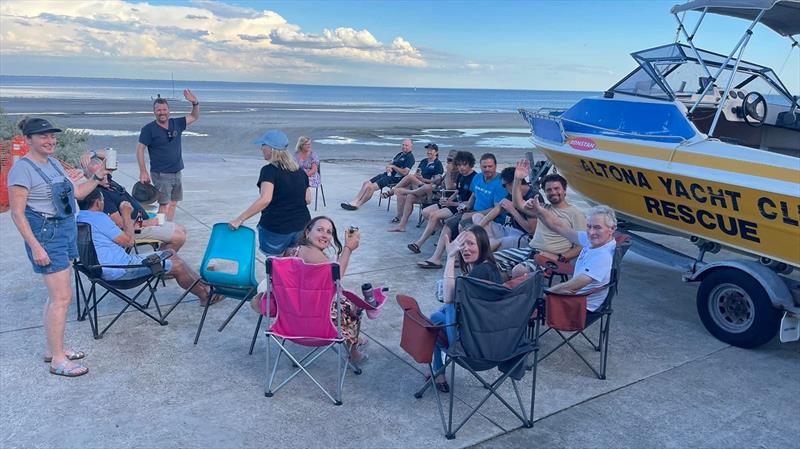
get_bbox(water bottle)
[361,283,376,307]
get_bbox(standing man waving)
[136,89,200,221]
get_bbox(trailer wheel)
[696,268,780,348]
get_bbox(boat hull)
[535,135,800,268]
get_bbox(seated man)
[341,138,415,210]
[494,160,585,278]
[417,153,505,269]
[387,143,444,231]
[525,200,618,312]
[76,188,222,306]
[471,167,537,250]
[80,149,187,252]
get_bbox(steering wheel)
[742,91,767,127]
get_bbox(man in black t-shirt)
[341,139,415,210]
[136,89,200,222]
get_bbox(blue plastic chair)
[162,223,258,344]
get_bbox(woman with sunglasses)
[7,117,107,377]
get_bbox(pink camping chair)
[263,257,350,405]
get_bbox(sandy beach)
[0,97,537,164]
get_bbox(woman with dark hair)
[426,225,501,391]
[7,117,107,377]
[229,130,311,256]
[284,216,368,364]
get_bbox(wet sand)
[0,97,537,164]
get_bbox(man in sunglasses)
[81,150,188,253]
[136,89,200,222]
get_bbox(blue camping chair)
[162,223,259,344]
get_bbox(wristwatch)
[91,173,104,182]
[557,254,567,262]
[191,101,199,106]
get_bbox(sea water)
[0,75,595,114]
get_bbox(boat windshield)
[610,43,795,107]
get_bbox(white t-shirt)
[573,232,616,311]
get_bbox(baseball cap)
[22,118,62,136]
[424,143,439,151]
[252,130,289,149]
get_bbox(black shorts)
[444,212,464,237]
[370,173,399,189]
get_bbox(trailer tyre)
[696,269,780,348]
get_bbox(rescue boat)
[520,0,800,348]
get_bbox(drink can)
[105,148,118,170]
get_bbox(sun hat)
[22,118,62,135]
[252,130,289,149]
[132,182,159,205]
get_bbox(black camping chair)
[532,234,631,379]
[73,223,171,339]
[314,162,326,211]
[404,273,543,439]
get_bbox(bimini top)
[671,0,800,37]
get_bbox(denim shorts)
[23,210,78,275]
[257,226,303,256]
[112,251,174,281]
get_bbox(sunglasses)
[60,190,72,215]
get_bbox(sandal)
[43,349,86,363]
[340,202,358,211]
[49,360,89,378]
[424,374,450,393]
[200,293,225,307]
[417,260,443,269]
[407,243,421,254]
[390,216,401,223]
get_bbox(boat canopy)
[609,43,795,105]
[671,0,800,37]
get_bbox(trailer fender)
[684,260,793,310]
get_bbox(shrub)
[0,108,89,166]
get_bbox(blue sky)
[1,0,797,91]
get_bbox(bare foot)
[387,227,405,232]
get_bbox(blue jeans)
[429,303,457,373]
[257,226,303,256]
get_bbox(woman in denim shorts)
[7,118,106,377]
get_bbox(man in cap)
[341,138,415,210]
[81,150,187,252]
[136,89,200,222]
[386,142,444,231]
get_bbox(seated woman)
[407,150,476,254]
[386,143,444,231]
[525,198,618,312]
[427,225,502,392]
[286,216,368,364]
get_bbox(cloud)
[0,0,427,78]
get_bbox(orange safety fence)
[0,137,83,213]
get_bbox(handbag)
[544,291,587,331]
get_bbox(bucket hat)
[132,182,159,205]
[252,130,288,149]
[22,118,62,135]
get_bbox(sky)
[0,0,797,91]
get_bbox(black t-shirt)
[390,151,415,177]
[418,158,444,180]
[468,260,502,284]
[456,171,477,202]
[138,117,187,173]
[101,176,148,221]
[257,164,311,233]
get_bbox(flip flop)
[43,349,86,363]
[407,243,421,254]
[49,360,89,378]
[417,260,443,269]
[340,203,358,211]
[390,216,401,223]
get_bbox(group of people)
[7,93,618,381]
[340,143,620,392]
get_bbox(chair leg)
[446,358,456,439]
[429,363,448,435]
[249,314,263,355]
[74,269,82,321]
[194,300,211,345]
[320,184,326,207]
[314,187,319,211]
[160,278,200,320]
[217,288,255,332]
